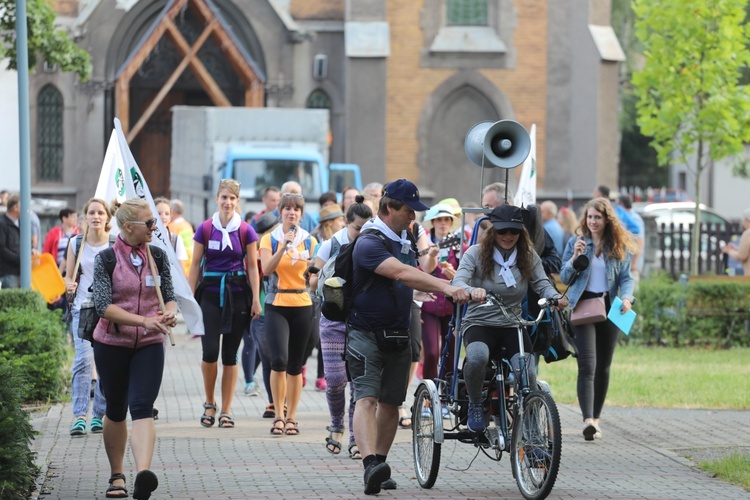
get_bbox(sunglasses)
[497,228,521,236]
[131,218,158,229]
[220,178,241,187]
[282,193,304,199]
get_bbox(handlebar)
[484,291,557,327]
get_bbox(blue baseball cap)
[383,179,430,211]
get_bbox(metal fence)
[653,222,744,277]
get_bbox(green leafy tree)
[0,0,91,81]
[632,0,750,274]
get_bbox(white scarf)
[271,224,311,265]
[493,247,518,288]
[212,212,241,251]
[362,216,411,253]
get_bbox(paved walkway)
[31,324,750,499]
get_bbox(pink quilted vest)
[93,236,164,348]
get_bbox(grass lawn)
[538,345,750,409]
[698,453,750,491]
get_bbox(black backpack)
[321,227,419,323]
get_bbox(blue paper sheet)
[607,296,636,335]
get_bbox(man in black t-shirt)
[347,179,469,495]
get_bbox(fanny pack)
[374,328,410,353]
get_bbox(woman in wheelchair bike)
[452,205,567,432]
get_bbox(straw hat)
[318,204,344,223]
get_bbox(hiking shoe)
[70,418,87,436]
[90,417,104,433]
[467,402,486,432]
[363,462,391,495]
[441,405,451,420]
[381,477,397,490]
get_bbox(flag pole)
[146,244,175,346]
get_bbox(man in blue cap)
[347,179,470,495]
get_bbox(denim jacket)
[560,236,635,310]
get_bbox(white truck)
[170,106,361,223]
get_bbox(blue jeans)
[241,323,261,384]
[250,316,273,402]
[70,308,106,419]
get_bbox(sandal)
[200,402,217,428]
[348,441,362,460]
[325,425,343,454]
[70,417,87,436]
[284,419,300,435]
[270,417,285,435]
[263,403,288,419]
[132,469,158,500]
[218,413,235,428]
[105,473,128,498]
[399,415,412,429]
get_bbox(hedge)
[0,289,68,403]
[630,272,750,347]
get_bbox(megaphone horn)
[464,119,531,169]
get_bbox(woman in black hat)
[452,205,566,432]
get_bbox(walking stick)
[68,226,89,301]
[146,244,176,346]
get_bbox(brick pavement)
[31,324,750,499]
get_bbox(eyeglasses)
[282,193,304,199]
[497,228,521,236]
[131,218,158,229]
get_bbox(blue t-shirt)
[543,219,565,255]
[349,232,415,330]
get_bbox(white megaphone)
[464,120,531,169]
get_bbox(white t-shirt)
[316,227,350,262]
[72,240,110,309]
[585,253,609,294]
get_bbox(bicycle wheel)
[412,382,442,488]
[510,390,561,500]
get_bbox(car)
[635,202,730,229]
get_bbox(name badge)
[146,275,161,287]
[208,240,220,250]
[401,243,410,255]
[500,268,517,288]
[299,250,310,260]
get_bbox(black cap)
[490,204,524,231]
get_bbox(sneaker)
[315,377,327,392]
[90,417,103,433]
[441,405,451,420]
[467,402,485,432]
[593,424,602,440]
[363,462,391,495]
[381,477,397,490]
[70,417,87,436]
[421,407,432,419]
[244,382,260,396]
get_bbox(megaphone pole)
[479,155,486,205]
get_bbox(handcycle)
[411,291,562,500]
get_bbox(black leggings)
[265,304,313,375]
[93,341,164,422]
[200,290,249,365]
[573,319,620,420]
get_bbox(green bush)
[0,364,39,500]
[630,272,750,347]
[0,289,68,403]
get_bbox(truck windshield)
[329,169,357,194]
[232,159,321,200]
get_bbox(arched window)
[37,85,64,182]
[306,89,331,109]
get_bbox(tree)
[0,0,91,81]
[632,0,750,274]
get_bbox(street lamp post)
[16,0,32,288]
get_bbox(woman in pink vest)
[92,198,177,500]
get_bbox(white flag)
[95,119,205,334]
[514,123,537,208]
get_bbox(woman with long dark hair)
[452,205,566,432]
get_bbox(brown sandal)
[270,417,285,435]
[284,419,299,435]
